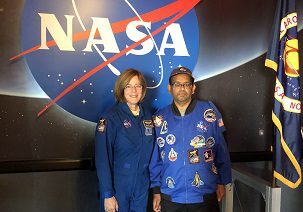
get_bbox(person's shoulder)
[98,104,120,120]
[140,105,154,117]
[153,104,171,116]
[196,100,218,110]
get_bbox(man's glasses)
[125,84,143,90]
[171,82,193,89]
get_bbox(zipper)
[132,116,144,198]
[182,116,188,203]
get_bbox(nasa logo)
[20,0,200,122]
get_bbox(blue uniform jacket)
[95,102,154,199]
[149,99,232,204]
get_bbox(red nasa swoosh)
[14,0,201,116]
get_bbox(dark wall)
[0,170,99,212]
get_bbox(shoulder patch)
[97,118,106,133]
[218,118,224,127]
[204,109,216,122]
[153,115,164,127]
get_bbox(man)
[149,67,232,212]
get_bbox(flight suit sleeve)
[95,115,116,198]
[149,132,163,194]
[214,130,232,185]
[209,101,232,185]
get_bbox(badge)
[206,137,215,148]
[143,120,153,136]
[157,137,165,148]
[204,149,213,162]
[145,128,152,136]
[166,134,176,145]
[168,148,178,161]
[153,115,164,127]
[161,150,165,161]
[97,118,106,133]
[212,163,218,175]
[143,120,153,128]
[191,172,204,188]
[190,135,205,148]
[204,109,216,122]
[188,149,200,164]
[166,177,175,189]
[218,118,224,127]
[196,121,209,133]
[123,119,131,128]
[160,120,168,134]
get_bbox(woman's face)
[123,75,143,106]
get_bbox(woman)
[95,69,154,212]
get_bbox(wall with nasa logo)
[0,0,302,211]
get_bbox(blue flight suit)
[95,102,154,212]
[149,99,232,204]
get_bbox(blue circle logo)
[21,0,199,122]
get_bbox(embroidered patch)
[161,150,165,161]
[166,177,175,189]
[206,137,215,148]
[204,109,216,122]
[97,118,106,133]
[143,120,153,136]
[190,135,205,148]
[191,172,204,188]
[143,120,154,128]
[160,120,168,134]
[196,121,209,133]
[123,119,131,128]
[153,115,164,127]
[204,149,213,162]
[166,134,176,145]
[157,137,165,148]
[188,149,200,164]
[218,118,224,127]
[168,148,178,161]
[212,163,218,175]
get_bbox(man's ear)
[192,84,196,94]
[167,84,172,94]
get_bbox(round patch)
[157,137,165,148]
[204,109,216,122]
[206,137,215,148]
[123,119,131,128]
[166,134,176,145]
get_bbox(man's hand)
[104,196,119,212]
[216,184,225,202]
[153,194,161,212]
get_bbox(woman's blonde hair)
[114,68,147,103]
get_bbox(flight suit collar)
[118,102,144,118]
[171,98,197,116]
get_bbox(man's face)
[168,74,196,105]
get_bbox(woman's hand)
[104,196,119,212]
